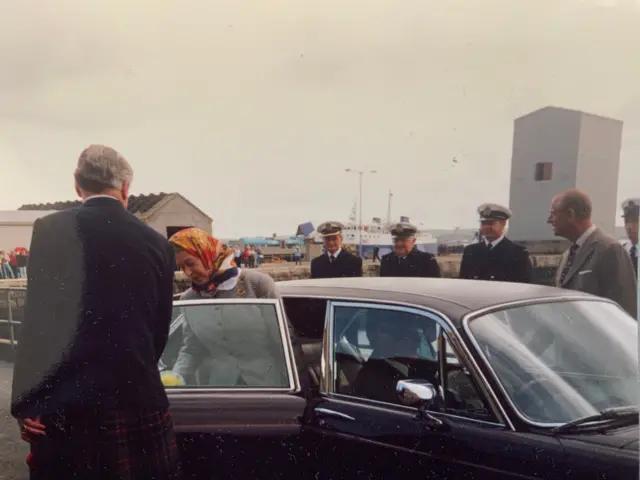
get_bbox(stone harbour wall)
[0,255,563,294]
[172,254,563,292]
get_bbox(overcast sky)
[1,0,638,237]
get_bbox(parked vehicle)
[160,278,638,479]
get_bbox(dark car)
[159,278,639,479]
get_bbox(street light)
[345,168,377,256]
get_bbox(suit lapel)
[562,229,598,286]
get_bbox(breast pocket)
[575,269,596,291]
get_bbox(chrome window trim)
[322,298,514,430]
[462,296,621,429]
[173,298,282,307]
[165,298,299,393]
[324,392,507,428]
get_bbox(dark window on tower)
[534,162,553,181]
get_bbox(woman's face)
[176,250,210,285]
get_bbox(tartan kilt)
[28,408,181,480]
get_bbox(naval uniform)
[621,198,640,277]
[622,241,638,277]
[459,237,532,283]
[311,249,363,279]
[379,248,441,278]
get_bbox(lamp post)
[345,168,377,256]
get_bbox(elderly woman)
[168,228,287,388]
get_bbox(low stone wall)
[173,254,562,292]
[0,254,563,294]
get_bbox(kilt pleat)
[28,409,182,480]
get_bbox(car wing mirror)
[396,379,449,432]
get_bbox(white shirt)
[574,224,596,248]
[83,194,119,203]
[327,248,341,261]
[484,235,505,249]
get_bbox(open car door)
[159,298,315,479]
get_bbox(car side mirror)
[396,379,449,432]
[396,379,437,409]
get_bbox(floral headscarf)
[169,228,238,293]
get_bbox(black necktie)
[559,243,579,285]
[486,243,493,251]
[329,255,335,263]
[630,245,637,274]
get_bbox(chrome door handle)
[314,408,355,421]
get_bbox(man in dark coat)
[379,222,441,278]
[11,145,181,479]
[621,198,639,277]
[310,221,363,278]
[459,203,532,283]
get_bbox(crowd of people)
[0,248,29,279]
[232,244,263,268]
[7,143,638,479]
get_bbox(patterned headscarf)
[169,228,239,293]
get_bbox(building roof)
[515,106,623,123]
[296,222,315,237]
[18,193,171,215]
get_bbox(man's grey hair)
[558,188,592,220]
[74,144,133,193]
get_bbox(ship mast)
[348,199,357,223]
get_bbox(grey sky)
[1,0,638,237]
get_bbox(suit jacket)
[459,238,532,283]
[379,248,441,278]
[310,250,363,279]
[11,197,176,419]
[556,227,637,318]
[620,240,638,276]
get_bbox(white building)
[4,193,212,250]
[0,211,57,250]
[508,106,623,241]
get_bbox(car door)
[409,326,567,479]
[303,301,437,479]
[306,300,566,480]
[159,298,317,480]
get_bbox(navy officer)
[310,221,363,278]
[459,203,532,283]
[621,198,639,276]
[379,222,441,278]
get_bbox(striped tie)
[559,244,579,285]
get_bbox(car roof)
[278,277,596,325]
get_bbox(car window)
[468,300,638,425]
[159,302,291,389]
[332,304,494,421]
[332,305,439,403]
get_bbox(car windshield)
[467,299,638,426]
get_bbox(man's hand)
[18,417,46,442]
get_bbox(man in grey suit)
[547,189,637,318]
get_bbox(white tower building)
[508,106,623,241]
